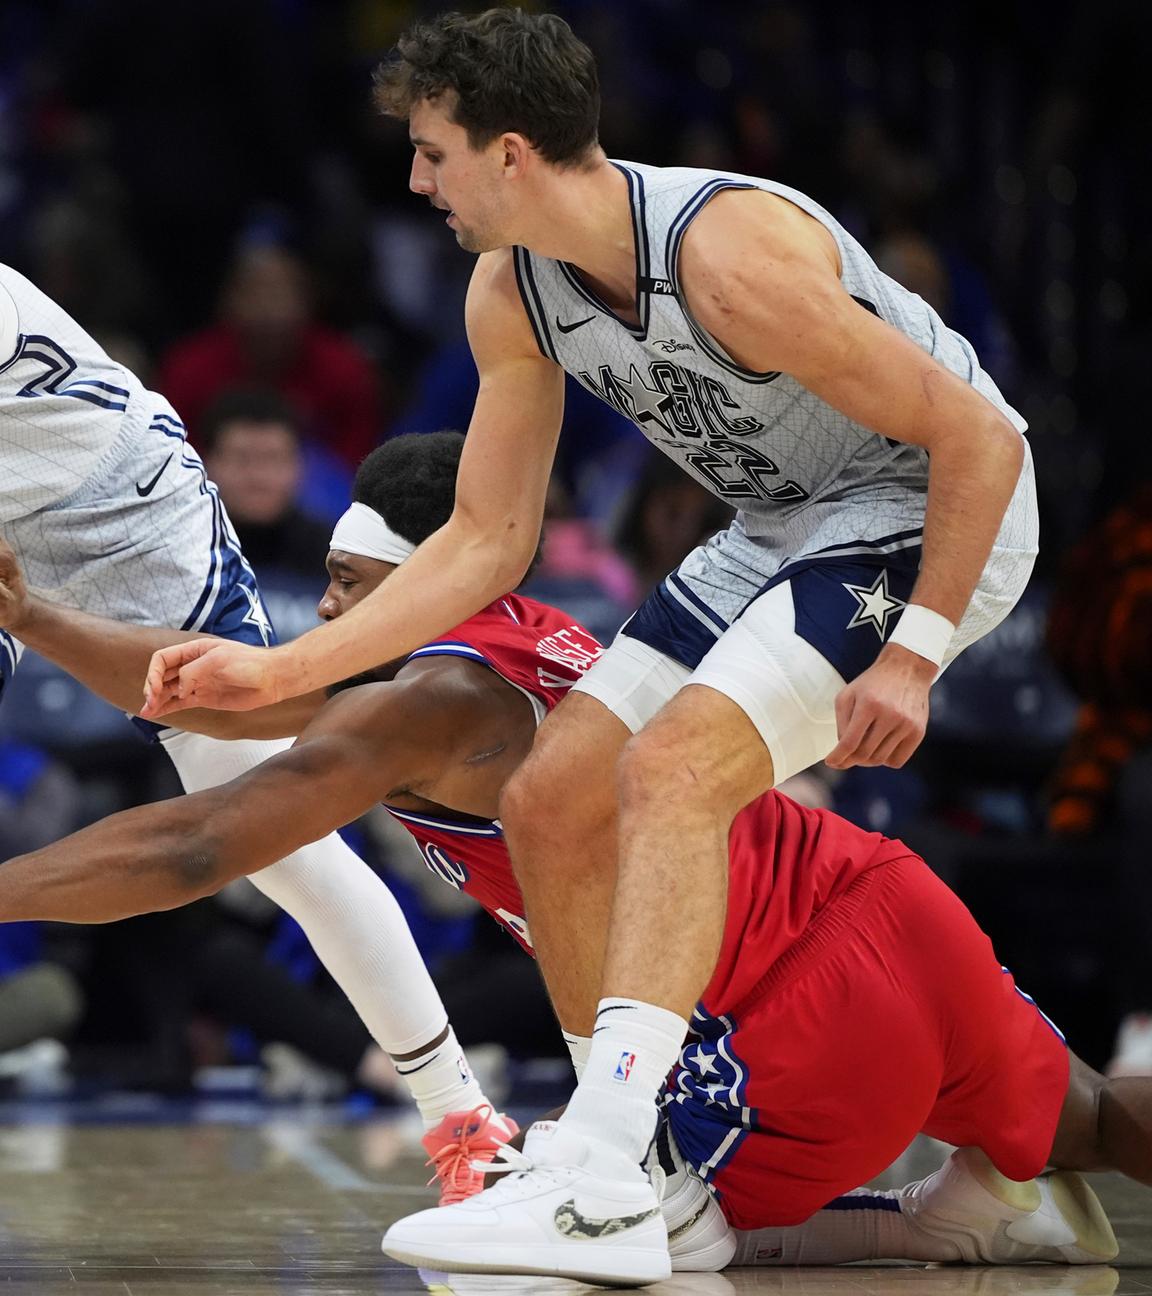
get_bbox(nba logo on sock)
[613,1050,636,1082]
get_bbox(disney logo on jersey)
[652,338,696,354]
[535,625,603,691]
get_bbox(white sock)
[161,730,484,1122]
[561,997,688,1165]
[563,1030,592,1080]
[394,1026,486,1128]
[731,1188,932,1265]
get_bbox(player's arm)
[140,251,565,718]
[0,539,322,739]
[681,191,1025,768]
[0,668,498,924]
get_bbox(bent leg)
[500,691,630,1035]
[607,683,774,1016]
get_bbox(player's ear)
[501,132,532,178]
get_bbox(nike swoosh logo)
[553,1198,660,1240]
[666,1196,714,1245]
[394,1054,439,1077]
[555,314,595,334]
[136,454,173,497]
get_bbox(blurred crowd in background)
[1,0,1151,1105]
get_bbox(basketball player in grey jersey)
[0,264,501,1162]
[144,12,1036,1281]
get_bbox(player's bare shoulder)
[466,249,555,366]
[677,189,846,371]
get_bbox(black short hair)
[373,8,600,167]
[353,431,464,546]
[198,387,300,456]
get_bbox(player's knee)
[502,721,609,832]
[617,726,743,823]
[500,749,573,855]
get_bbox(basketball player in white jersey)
[141,11,1038,1280]
[0,265,510,1185]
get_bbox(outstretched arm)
[141,249,564,717]
[0,538,324,739]
[0,676,457,924]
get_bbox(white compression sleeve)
[160,729,450,1056]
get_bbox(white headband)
[329,502,417,565]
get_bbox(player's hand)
[141,638,288,717]
[0,537,32,633]
[826,644,936,770]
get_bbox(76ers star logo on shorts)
[613,1050,637,1082]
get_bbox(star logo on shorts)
[239,584,274,646]
[843,570,906,640]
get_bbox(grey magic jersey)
[0,263,157,525]
[513,162,1033,571]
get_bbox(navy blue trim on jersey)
[132,412,276,741]
[1003,966,1066,1042]
[0,339,22,377]
[748,546,923,684]
[406,642,489,665]
[557,163,650,340]
[150,412,187,435]
[663,181,783,386]
[619,574,729,671]
[823,1193,901,1213]
[512,247,559,363]
[384,804,504,838]
[804,526,924,563]
[131,542,275,742]
[14,335,130,411]
[0,630,18,706]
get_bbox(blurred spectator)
[1047,481,1152,1075]
[521,476,638,644]
[0,737,85,858]
[0,931,83,1079]
[199,388,334,642]
[200,389,331,580]
[614,453,735,596]
[159,244,383,470]
[874,231,1018,389]
[0,739,86,1077]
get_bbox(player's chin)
[454,226,500,255]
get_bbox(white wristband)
[888,603,955,668]
[562,1031,593,1081]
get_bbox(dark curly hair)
[354,429,543,579]
[373,8,600,167]
[354,430,464,546]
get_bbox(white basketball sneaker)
[901,1146,1118,1264]
[383,1120,671,1285]
[646,1121,736,1272]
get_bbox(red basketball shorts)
[664,854,1070,1230]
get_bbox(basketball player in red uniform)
[0,433,1146,1279]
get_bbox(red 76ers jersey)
[381,594,602,953]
